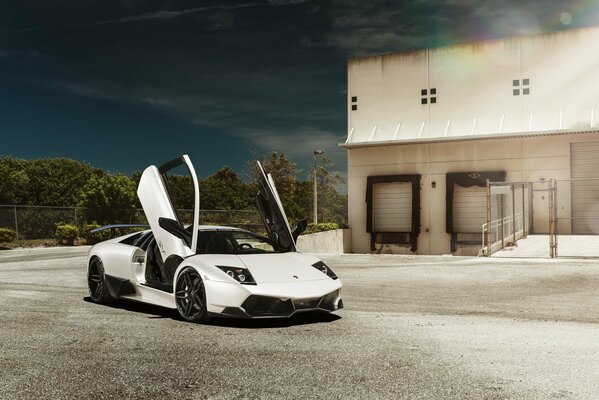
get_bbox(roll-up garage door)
[373,182,412,232]
[571,141,599,234]
[453,185,487,233]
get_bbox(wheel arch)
[172,260,221,296]
[173,262,201,292]
[86,253,102,275]
[87,242,137,279]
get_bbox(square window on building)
[351,104,357,110]
[523,88,530,95]
[421,98,427,104]
[421,89,427,96]
[523,78,529,85]
[513,79,519,86]
[351,96,357,102]
[430,88,436,95]
[513,89,520,96]
[431,97,437,104]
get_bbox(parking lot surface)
[1,247,598,399]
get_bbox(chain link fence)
[0,205,261,244]
[484,180,556,258]
[554,178,599,257]
[484,178,599,258]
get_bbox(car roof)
[196,225,243,231]
[134,225,248,236]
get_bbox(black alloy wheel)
[175,267,208,323]
[88,258,114,304]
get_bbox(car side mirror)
[292,219,308,241]
[268,232,279,244]
[158,217,191,247]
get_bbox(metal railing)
[481,212,525,255]
[481,181,533,256]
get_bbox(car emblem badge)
[293,275,298,279]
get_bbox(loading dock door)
[373,182,412,232]
[453,185,487,233]
[571,141,599,234]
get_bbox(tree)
[200,167,253,210]
[165,175,195,210]
[315,156,347,225]
[24,158,101,206]
[0,154,348,235]
[78,174,137,224]
[211,166,239,182]
[0,157,30,205]
[247,151,306,221]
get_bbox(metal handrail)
[482,212,525,254]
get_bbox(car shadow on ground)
[207,312,341,329]
[83,296,341,328]
[83,296,179,319]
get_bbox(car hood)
[237,253,327,283]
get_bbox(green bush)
[81,223,110,244]
[55,224,79,245]
[0,228,16,243]
[303,222,339,235]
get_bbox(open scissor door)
[255,161,296,252]
[137,155,200,259]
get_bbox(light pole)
[313,150,324,224]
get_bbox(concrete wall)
[347,26,599,144]
[347,132,599,255]
[297,229,351,254]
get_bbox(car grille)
[241,296,295,317]
[293,298,321,310]
[236,290,342,317]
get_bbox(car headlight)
[311,261,338,280]
[215,266,257,285]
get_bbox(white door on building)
[453,185,487,233]
[372,182,412,232]
[571,141,599,234]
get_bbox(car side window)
[120,232,144,246]
[137,232,154,250]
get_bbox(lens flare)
[560,12,573,25]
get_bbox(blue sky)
[1,0,597,180]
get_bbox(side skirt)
[119,282,177,309]
[141,281,173,293]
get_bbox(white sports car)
[86,155,343,322]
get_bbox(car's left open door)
[137,155,200,260]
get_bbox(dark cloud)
[0,0,597,179]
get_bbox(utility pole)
[313,150,324,224]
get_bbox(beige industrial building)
[341,26,599,255]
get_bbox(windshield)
[194,230,285,255]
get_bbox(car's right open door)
[255,161,297,252]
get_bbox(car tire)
[88,257,115,304]
[175,267,209,323]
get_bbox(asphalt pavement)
[1,247,598,399]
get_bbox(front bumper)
[219,289,343,318]
[204,278,343,318]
